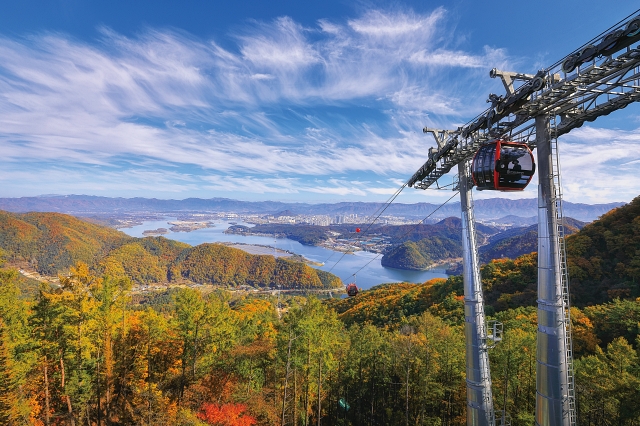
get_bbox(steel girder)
[408,13,640,190]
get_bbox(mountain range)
[0,195,625,222]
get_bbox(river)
[121,219,449,290]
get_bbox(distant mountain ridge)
[0,195,624,222]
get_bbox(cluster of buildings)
[244,212,418,226]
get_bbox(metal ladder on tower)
[549,113,577,426]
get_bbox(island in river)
[168,220,215,232]
[142,227,169,236]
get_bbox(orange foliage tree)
[197,402,257,426]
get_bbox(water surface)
[122,219,449,290]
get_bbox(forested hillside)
[99,238,191,284]
[566,195,640,304]
[380,241,435,270]
[0,211,132,275]
[1,255,638,425]
[380,217,496,269]
[479,217,585,264]
[380,234,460,270]
[176,243,336,289]
[0,199,638,425]
[326,278,462,326]
[0,211,339,290]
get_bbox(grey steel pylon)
[534,115,575,426]
[458,162,495,426]
[409,14,640,426]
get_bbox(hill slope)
[380,217,496,270]
[326,279,457,326]
[0,210,340,289]
[99,237,191,284]
[0,211,132,275]
[567,195,640,305]
[479,217,585,264]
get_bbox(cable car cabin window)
[471,144,496,189]
[472,141,535,191]
[495,144,535,190]
[483,145,495,186]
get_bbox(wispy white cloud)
[347,9,442,38]
[368,187,400,195]
[556,126,640,203]
[239,17,320,71]
[388,87,461,114]
[409,46,506,69]
[5,8,629,203]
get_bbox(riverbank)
[223,242,326,266]
[121,219,450,290]
[403,258,460,272]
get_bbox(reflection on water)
[121,219,449,290]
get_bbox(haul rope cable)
[326,173,461,277]
[322,174,457,269]
[326,181,409,273]
[340,189,460,284]
[546,8,640,70]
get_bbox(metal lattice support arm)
[408,13,640,191]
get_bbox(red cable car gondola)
[471,140,535,191]
[345,283,358,297]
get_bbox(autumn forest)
[0,196,639,425]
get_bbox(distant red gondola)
[472,140,535,191]
[345,283,358,297]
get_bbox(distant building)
[309,215,330,226]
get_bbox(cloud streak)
[0,7,632,203]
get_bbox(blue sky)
[1,0,639,204]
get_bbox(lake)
[121,219,449,290]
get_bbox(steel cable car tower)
[407,12,640,426]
